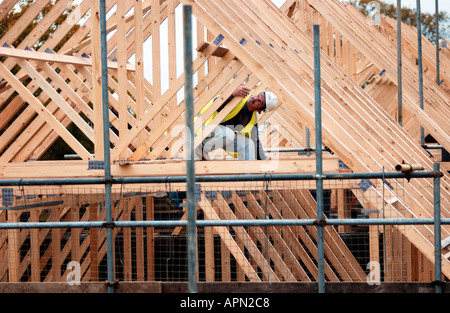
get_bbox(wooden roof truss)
[0,0,449,282]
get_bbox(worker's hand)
[232,86,251,98]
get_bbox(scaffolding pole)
[436,0,440,85]
[417,0,425,145]
[313,24,325,294]
[397,0,403,127]
[183,4,197,294]
[99,0,114,294]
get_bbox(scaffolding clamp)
[313,174,326,181]
[102,222,116,228]
[313,218,327,227]
[431,280,446,288]
[105,280,119,287]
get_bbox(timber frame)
[0,0,449,286]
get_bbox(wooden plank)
[19,59,95,142]
[268,0,450,210]
[287,189,367,281]
[337,189,351,233]
[0,60,103,162]
[50,207,62,282]
[151,0,161,97]
[0,0,18,22]
[197,42,231,58]
[0,47,135,70]
[167,0,178,116]
[0,62,93,160]
[0,158,340,178]
[204,215,215,282]
[133,197,144,281]
[6,210,19,282]
[146,196,155,281]
[211,194,280,282]
[122,197,132,281]
[89,203,99,281]
[72,206,81,267]
[134,0,145,119]
[277,189,350,281]
[61,0,142,56]
[0,0,51,47]
[29,209,40,282]
[117,0,131,161]
[222,192,297,281]
[38,62,95,121]
[216,198,231,282]
[0,55,104,161]
[243,191,313,281]
[198,196,261,282]
[90,0,104,160]
[352,189,381,270]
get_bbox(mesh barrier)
[0,176,438,284]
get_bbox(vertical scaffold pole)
[434,163,442,293]
[313,25,325,294]
[183,4,198,294]
[397,0,403,127]
[417,0,424,146]
[99,0,114,294]
[435,0,440,85]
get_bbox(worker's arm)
[217,86,250,112]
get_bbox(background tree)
[349,0,449,44]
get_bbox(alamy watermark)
[66,261,81,285]
[367,1,381,25]
[366,261,381,285]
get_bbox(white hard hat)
[264,91,278,112]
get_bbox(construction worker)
[195,86,278,161]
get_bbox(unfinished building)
[0,0,449,293]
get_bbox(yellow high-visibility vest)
[195,95,256,137]
[195,95,257,158]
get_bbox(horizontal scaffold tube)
[0,170,442,186]
[0,218,449,230]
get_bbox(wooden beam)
[217,192,293,281]
[117,0,131,161]
[198,195,261,282]
[239,191,311,281]
[0,47,135,71]
[90,0,104,160]
[0,0,18,22]
[0,158,340,179]
[18,60,95,142]
[0,62,93,160]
